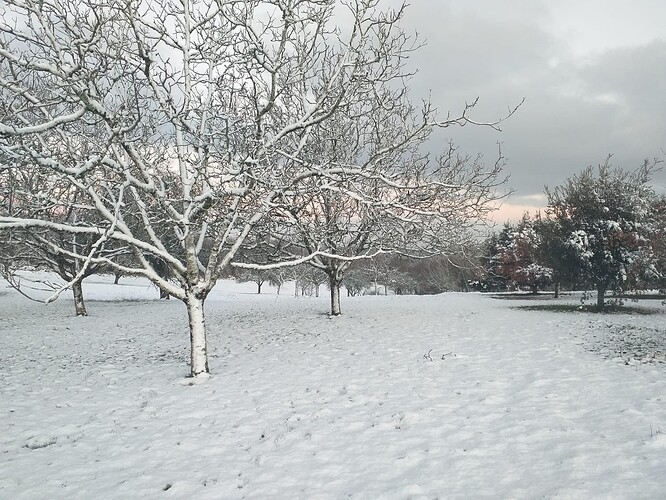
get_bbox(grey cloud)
[386,1,666,206]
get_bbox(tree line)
[480,159,665,308]
[230,159,665,311]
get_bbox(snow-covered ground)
[1,276,665,499]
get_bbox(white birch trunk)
[186,295,209,376]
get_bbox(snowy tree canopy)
[545,159,661,307]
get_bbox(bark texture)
[597,285,606,309]
[72,280,87,317]
[329,274,342,316]
[186,295,209,376]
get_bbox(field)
[1,276,665,499]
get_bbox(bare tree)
[0,166,119,315]
[233,268,267,294]
[273,134,510,314]
[287,263,327,296]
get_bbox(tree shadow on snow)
[513,304,663,315]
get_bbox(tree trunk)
[329,274,342,316]
[294,281,299,297]
[531,283,538,295]
[186,295,209,377]
[113,272,122,285]
[315,284,320,298]
[596,285,606,309]
[554,281,560,299]
[257,282,262,294]
[72,280,88,317]
[160,288,171,300]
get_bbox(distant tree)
[545,159,660,308]
[346,254,396,295]
[342,264,374,296]
[266,268,290,295]
[510,215,554,294]
[412,250,483,294]
[296,266,328,297]
[624,195,666,291]
[650,196,666,291]
[376,256,419,295]
[233,268,267,294]
[0,168,114,315]
[487,215,553,294]
[532,213,583,297]
[388,269,419,295]
[480,231,511,292]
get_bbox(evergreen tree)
[545,159,660,308]
[490,215,553,294]
[532,213,582,297]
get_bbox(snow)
[1,276,665,498]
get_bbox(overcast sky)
[387,0,666,221]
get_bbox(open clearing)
[1,277,665,498]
